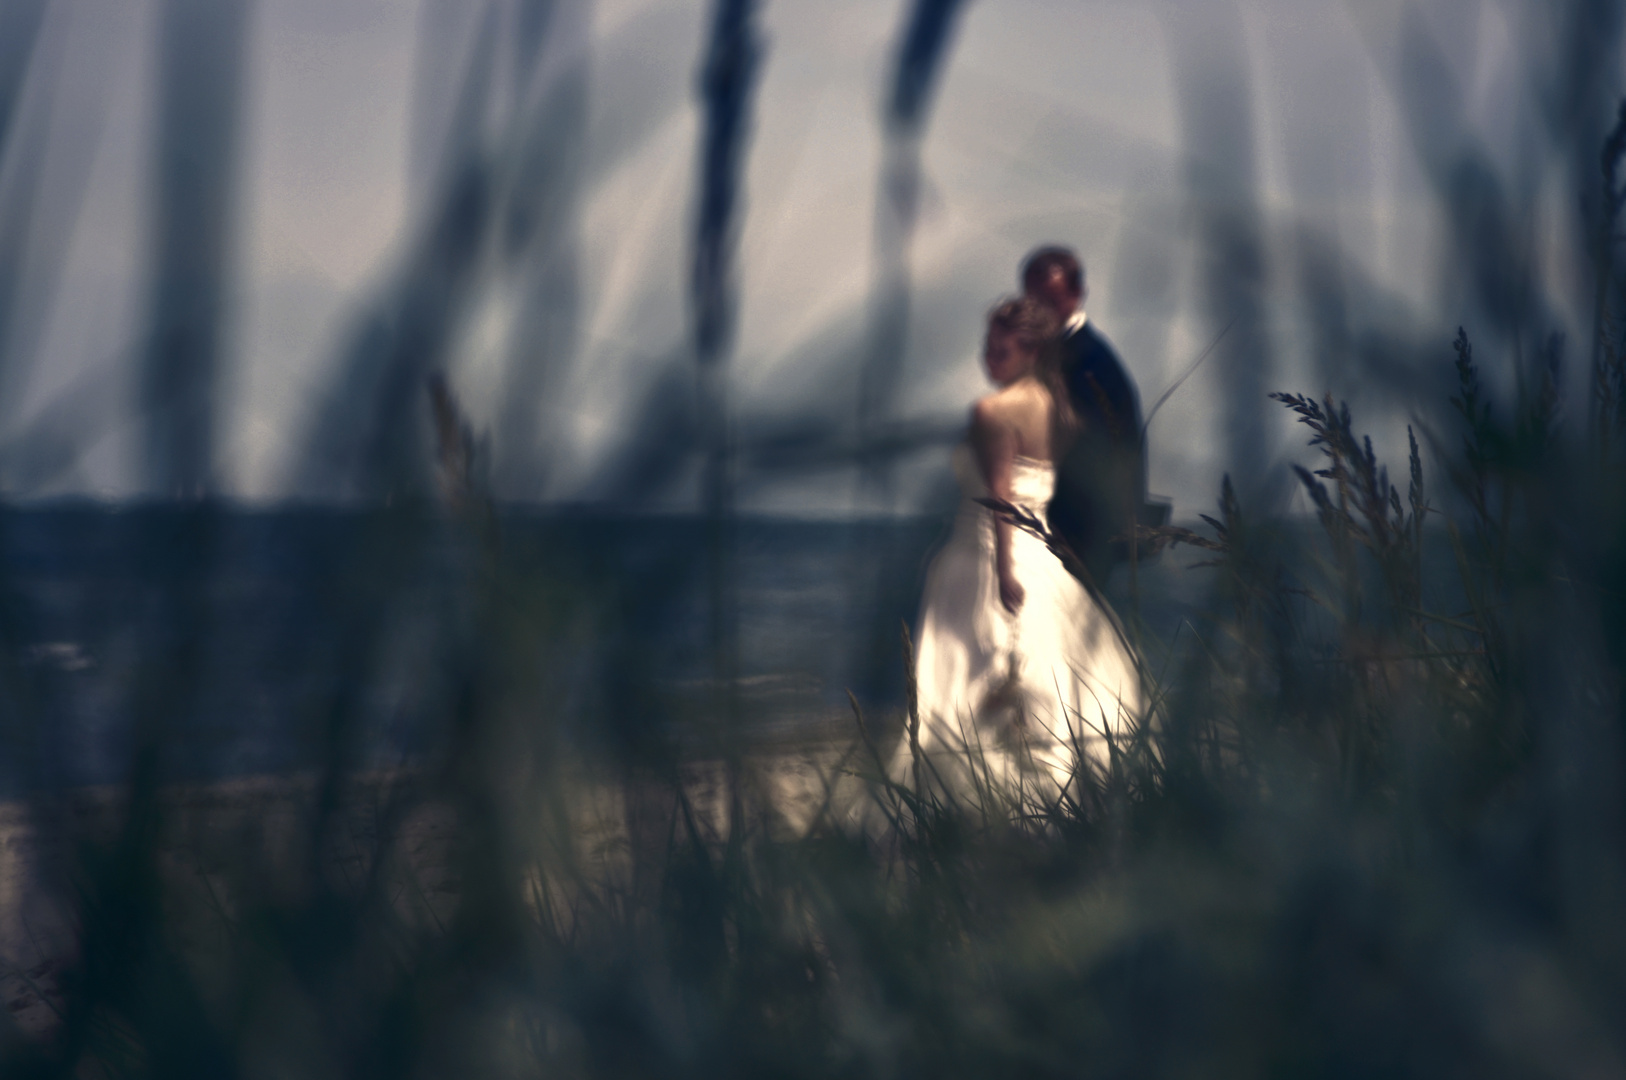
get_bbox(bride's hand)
[999,569,1025,613]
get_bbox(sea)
[1,502,1463,795]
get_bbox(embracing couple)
[896,245,1150,803]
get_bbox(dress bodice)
[951,443,1056,514]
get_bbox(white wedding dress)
[894,444,1145,805]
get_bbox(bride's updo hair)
[987,295,1058,352]
[987,296,1077,431]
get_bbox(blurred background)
[2,0,1615,513]
[2,2,1625,1074]
[1,0,1622,782]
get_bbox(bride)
[894,296,1145,807]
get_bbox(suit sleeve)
[1066,329,1141,448]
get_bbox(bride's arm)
[971,399,1024,613]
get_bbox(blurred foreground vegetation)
[3,91,1626,1080]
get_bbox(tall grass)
[0,107,1621,1077]
[3,0,1626,1070]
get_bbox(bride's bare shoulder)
[973,381,1047,424]
[973,381,1022,414]
[971,381,1052,460]
[969,390,1015,439]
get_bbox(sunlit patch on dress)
[897,443,1144,803]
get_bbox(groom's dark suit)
[1048,319,1145,586]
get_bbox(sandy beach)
[0,736,873,1045]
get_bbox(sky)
[0,0,1616,516]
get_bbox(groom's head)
[1021,246,1085,318]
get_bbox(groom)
[1021,245,1145,586]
